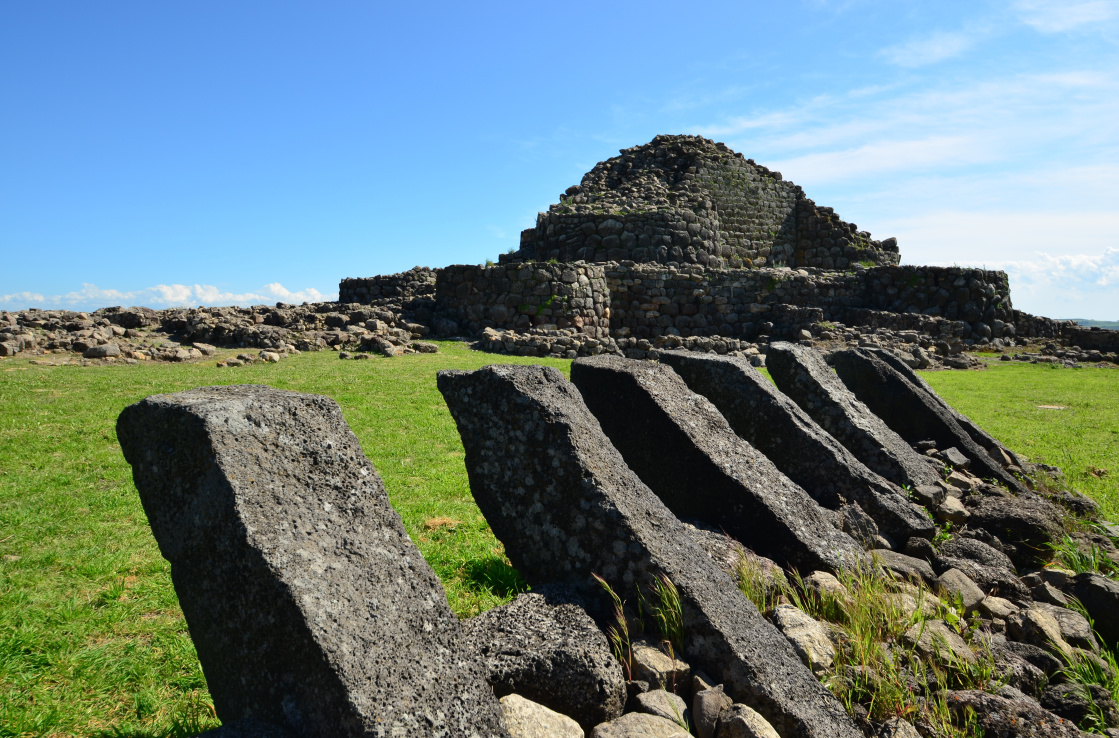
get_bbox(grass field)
[0,347,1116,736]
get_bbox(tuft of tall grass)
[1048,535,1119,579]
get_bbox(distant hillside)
[1063,319,1119,330]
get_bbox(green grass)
[1,349,1116,736]
[0,344,568,737]
[921,362,1119,519]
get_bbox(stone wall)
[338,266,437,303]
[506,135,900,270]
[1065,325,1119,353]
[433,263,610,339]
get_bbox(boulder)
[570,356,864,573]
[877,717,921,738]
[968,496,1064,568]
[1007,608,1074,658]
[768,605,834,674]
[83,342,121,359]
[766,342,941,489]
[500,694,583,738]
[117,385,509,738]
[634,690,689,728]
[1041,683,1119,730]
[866,349,1026,469]
[874,549,936,587]
[693,685,733,738]
[830,349,1026,493]
[945,690,1082,737]
[1068,573,1119,648]
[716,704,781,738]
[437,364,864,738]
[462,585,626,729]
[936,568,986,615]
[631,640,691,693]
[591,712,690,738]
[902,620,976,664]
[658,352,932,544]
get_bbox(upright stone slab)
[569,355,863,572]
[830,349,1026,493]
[437,365,863,738]
[864,348,1026,469]
[659,351,933,543]
[117,385,509,738]
[766,342,942,489]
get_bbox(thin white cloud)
[1014,0,1118,32]
[880,30,979,67]
[768,136,987,183]
[0,282,334,312]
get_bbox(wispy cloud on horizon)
[0,282,333,312]
[880,29,982,67]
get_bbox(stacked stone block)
[507,134,900,269]
[434,263,609,339]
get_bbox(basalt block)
[830,349,1025,493]
[866,348,1025,469]
[766,342,941,489]
[117,385,508,738]
[437,364,863,738]
[659,351,933,544]
[569,355,863,572]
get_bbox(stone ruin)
[4,135,1118,372]
[118,344,1119,737]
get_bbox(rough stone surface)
[462,585,626,729]
[902,620,976,664]
[769,605,835,674]
[968,496,1065,568]
[936,568,987,615]
[874,549,936,587]
[766,342,941,489]
[830,349,1025,492]
[659,351,933,543]
[716,704,782,738]
[1007,608,1074,658]
[634,690,689,728]
[1033,602,1098,652]
[877,718,922,738]
[1069,573,1119,648]
[1041,683,1119,729]
[116,385,509,738]
[630,640,691,693]
[499,695,583,738]
[945,689,1082,737]
[437,364,863,738]
[693,686,733,738]
[570,355,863,572]
[591,713,690,738]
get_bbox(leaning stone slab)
[570,355,863,572]
[865,348,1026,469]
[659,351,933,544]
[461,584,626,730]
[830,349,1026,493]
[117,385,509,738]
[766,342,941,489]
[438,365,863,738]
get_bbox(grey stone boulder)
[967,496,1064,568]
[1007,608,1074,658]
[570,355,864,573]
[902,620,976,664]
[877,717,921,738]
[936,568,986,615]
[634,690,689,728]
[462,585,626,729]
[766,342,941,489]
[630,640,691,693]
[117,385,509,738]
[874,549,936,587]
[500,694,583,738]
[830,349,1026,493]
[866,348,1026,470]
[1068,573,1119,648]
[438,364,864,738]
[84,342,121,359]
[693,685,733,738]
[1041,682,1119,730]
[934,537,1028,602]
[592,712,690,738]
[716,704,781,738]
[768,605,834,674]
[945,690,1082,737]
[658,351,933,544]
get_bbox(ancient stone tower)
[506,134,900,270]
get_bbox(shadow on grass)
[464,556,528,599]
[93,720,215,738]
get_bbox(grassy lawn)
[0,348,1115,736]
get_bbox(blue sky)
[2,1,1117,319]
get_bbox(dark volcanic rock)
[934,537,1028,601]
[967,495,1064,568]
[830,349,1026,493]
[659,351,933,544]
[766,342,941,489]
[462,584,626,730]
[1042,682,1119,729]
[437,364,863,738]
[945,689,1082,737]
[570,355,863,573]
[117,385,509,738]
[1069,573,1119,649]
[867,348,1026,469]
